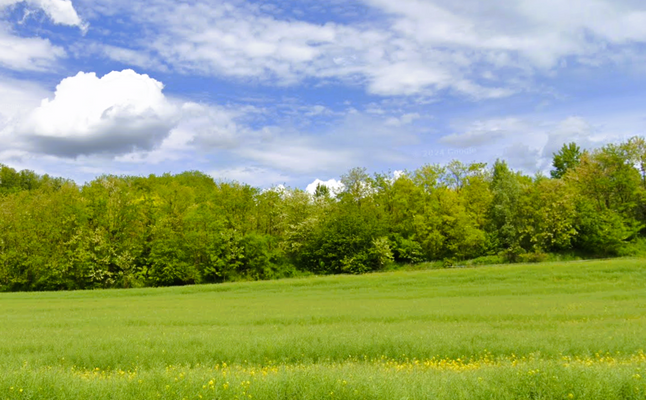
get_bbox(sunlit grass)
[1,258,646,398]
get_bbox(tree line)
[1,137,646,292]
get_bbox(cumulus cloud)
[0,77,49,166]
[1,66,425,186]
[0,76,49,124]
[5,68,410,177]
[305,178,344,195]
[1,70,262,166]
[19,69,178,157]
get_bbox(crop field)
[1,258,646,399]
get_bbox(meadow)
[1,258,646,399]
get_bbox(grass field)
[1,259,646,399]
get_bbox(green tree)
[488,160,523,254]
[622,136,646,189]
[314,183,330,198]
[551,142,582,179]
[566,143,644,254]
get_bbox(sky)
[2,0,646,191]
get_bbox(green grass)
[1,258,646,399]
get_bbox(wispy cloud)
[1,0,87,30]
[2,0,646,188]
[75,0,646,100]
[0,22,65,70]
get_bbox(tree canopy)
[1,137,645,292]
[551,142,582,179]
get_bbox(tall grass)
[1,258,645,398]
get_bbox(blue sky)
[2,0,646,191]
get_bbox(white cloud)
[393,170,405,180]
[144,2,338,84]
[237,143,355,174]
[542,116,596,158]
[436,112,642,174]
[385,112,420,127]
[78,0,646,99]
[19,69,178,157]
[0,77,49,163]
[440,118,526,148]
[113,127,193,164]
[115,102,249,164]
[305,178,344,195]
[503,142,543,172]
[230,108,422,177]
[32,0,85,29]
[0,68,425,186]
[76,0,510,98]
[0,0,86,72]
[361,0,646,68]
[366,62,451,96]
[303,105,333,117]
[0,76,49,123]
[4,68,383,175]
[178,102,253,150]
[210,166,291,187]
[98,45,165,71]
[0,22,65,71]
[1,70,262,166]
[1,0,86,29]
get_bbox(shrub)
[389,234,424,264]
[518,252,549,263]
[340,252,371,274]
[617,236,646,257]
[465,255,506,266]
[369,237,395,270]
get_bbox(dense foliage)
[1,138,646,291]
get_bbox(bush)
[442,258,457,268]
[617,236,646,257]
[574,205,639,256]
[518,252,549,263]
[500,244,526,263]
[389,234,424,264]
[465,255,506,266]
[369,237,395,270]
[340,252,371,274]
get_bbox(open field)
[1,259,646,399]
